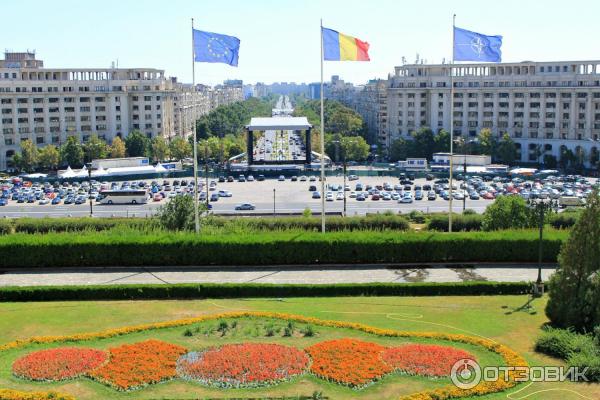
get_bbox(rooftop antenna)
[401,56,406,65]
[415,53,420,64]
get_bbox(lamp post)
[86,162,93,217]
[273,188,276,216]
[527,198,557,296]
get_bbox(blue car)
[52,197,62,205]
[0,198,7,206]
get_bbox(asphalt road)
[0,264,557,286]
[0,176,494,218]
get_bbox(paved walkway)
[0,265,557,286]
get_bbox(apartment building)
[385,61,600,165]
[0,52,242,170]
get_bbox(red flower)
[305,339,392,387]
[177,343,309,388]
[88,339,186,391]
[382,344,476,377]
[12,347,107,381]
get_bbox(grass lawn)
[0,295,598,400]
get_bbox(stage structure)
[245,117,312,165]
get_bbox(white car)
[400,193,413,203]
[349,191,357,198]
[326,192,334,201]
[336,192,344,200]
[38,198,50,205]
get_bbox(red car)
[482,192,495,200]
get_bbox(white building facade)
[385,61,600,165]
[0,52,242,170]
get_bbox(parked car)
[210,193,219,202]
[312,191,321,199]
[235,203,256,210]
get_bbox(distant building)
[0,51,242,170]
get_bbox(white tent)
[60,166,77,178]
[154,163,168,173]
[75,165,89,178]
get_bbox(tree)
[125,130,150,157]
[151,136,171,162]
[340,136,369,161]
[38,145,60,170]
[109,136,126,158]
[389,138,410,162]
[155,194,196,231]
[544,154,558,169]
[496,133,517,165]
[477,128,496,157]
[16,139,39,172]
[197,139,213,162]
[434,129,451,153]
[83,134,108,163]
[481,195,535,231]
[170,137,192,161]
[410,127,437,160]
[60,136,84,167]
[546,190,600,333]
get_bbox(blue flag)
[453,26,502,62]
[193,29,240,66]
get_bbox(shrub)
[0,281,535,302]
[13,217,152,234]
[427,214,483,231]
[482,196,535,231]
[155,195,196,231]
[0,230,566,268]
[534,327,595,359]
[567,351,600,382]
[549,213,580,229]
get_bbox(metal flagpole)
[448,14,456,233]
[320,19,326,233]
[192,18,200,233]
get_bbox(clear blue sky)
[3,0,600,85]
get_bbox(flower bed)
[382,344,475,377]
[305,338,392,388]
[177,343,310,388]
[12,347,107,381]
[0,389,75,400]
[88,339,186,391]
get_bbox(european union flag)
[193,29,240,67]
[453,26,502,62]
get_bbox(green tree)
[60,136,84,167]
[155,194,196,231]
[410,127,437,160]
[38,145,60,170]
[544,154,558,169]
[497,133,517,165]
[83,134,108,163]
[170,137,192,161]
[16,139,39,172]
[197,139,213,162]
[434,129,451,153]
[109,136,126,158]
[481,195,535,231]
[340,135,369,161]
[388,138,410,162]
[151,136,171,162]
[125,130,150,157]
[477,128,496,156]
[546,190,600,333]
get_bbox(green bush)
[482,196,535,231]
[0,230,566,268]
[13,217,152,234]
[0,281,534,302]
[427,214,484,231]
[535,327,596,359]
[0,218,13,234]
[535,327,600,382]
[549,212,580,229]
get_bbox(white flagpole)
[448,14,456,233]
[192,18,200,233]
[320,19,326,233]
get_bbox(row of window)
[2,122,161,136]
[0,105,161,114]
[0,86,162,93]
[0,95,161,104]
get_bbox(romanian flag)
[322,27,370,61]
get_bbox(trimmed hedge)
[0,281,534,302]
[426,214,484,232]
[0,230,567,268]
[12,217,153,234]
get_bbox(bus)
[98,190,148,205]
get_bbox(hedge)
[0,230,567,268]
[426,214,484,232]
[12,217,153,234]
[0,281,534,302]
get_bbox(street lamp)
[527,197,558,296]
[273,188,276,216]
[86,162,93,217]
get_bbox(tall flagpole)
[192,18,200,233]
[320,18,326,233]
[448,14,456,233]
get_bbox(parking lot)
[0,172,596,218]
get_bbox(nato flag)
[193,29,240,66]
[453,26,502,62]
